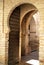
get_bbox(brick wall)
[0,0,44,65]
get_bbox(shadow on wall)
[8,7,20,65]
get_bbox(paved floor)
[21,50,39,65]
[22,50,39,61]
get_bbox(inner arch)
[21,11,39,64]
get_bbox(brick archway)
[21,10,39,62]
[5,3,39,65]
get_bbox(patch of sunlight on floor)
[26,59,39,65]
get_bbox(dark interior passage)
[8,7,20,65]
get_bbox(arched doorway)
[21,11,39,64]
[8,3,39,65]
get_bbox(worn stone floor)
[21,50,39,65]
[22,50,39,61]
[21,50,44,65]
